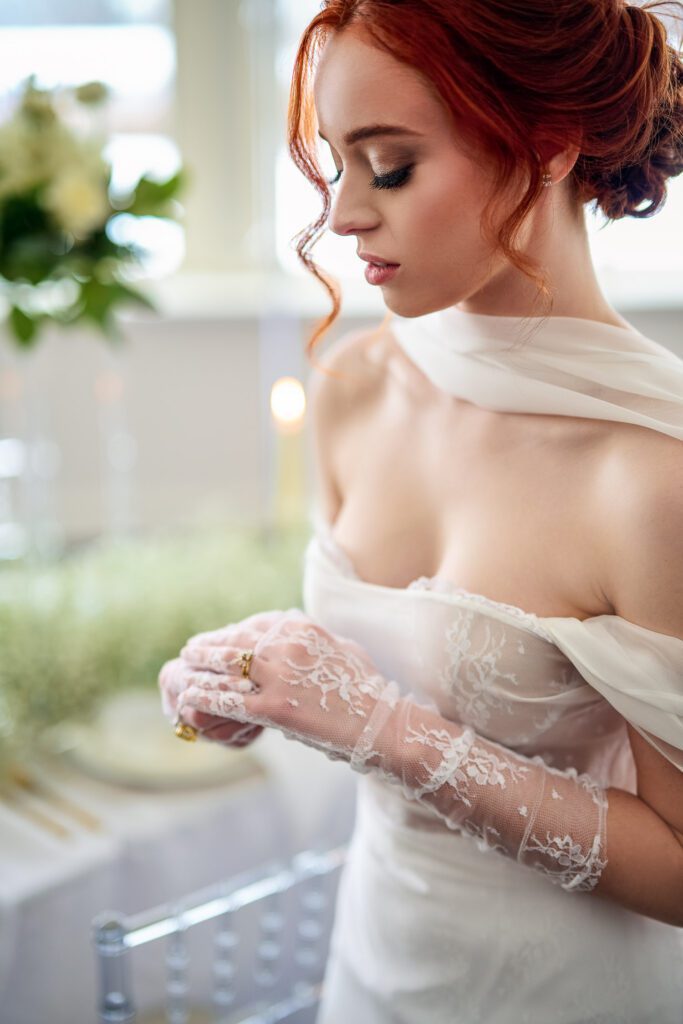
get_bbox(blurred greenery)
[0,523,311,774]
[0,75,186,349]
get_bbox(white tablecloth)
[0,729,357,1024]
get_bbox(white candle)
[270,376,306,530]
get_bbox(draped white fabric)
[541,614,683,771]
[390,307,683,440]
[306,308,683,1023]
[387,305,683,772]
[305,524,683,1024]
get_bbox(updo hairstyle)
[287,0,683,357]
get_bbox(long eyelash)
[326,164,415,190]
[371,164,414,190]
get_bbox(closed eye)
[326,164,415,191]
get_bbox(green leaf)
[8,305,40,348]
[0,234,63,284]
[59,276,157,342]
[117,169,187,217]
[111,281,157,313]
[0,189,64,283]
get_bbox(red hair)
[287,0,683,362]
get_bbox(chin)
[383,290,464,319]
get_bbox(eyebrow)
[317,123,425,147]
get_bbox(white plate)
[43,689,265,791]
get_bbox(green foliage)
[9,304,40,345]
[117,169,189,219]
[0,524,310,768]
[0,76,186,349]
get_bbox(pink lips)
[358,251,400,266]
[364,263,400,285]
[358,252,401,286]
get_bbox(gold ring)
[173,715,198,742]
[232,649,254,678]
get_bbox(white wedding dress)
[302,307,683,1024]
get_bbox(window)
[275,0,360,281]
[0,0,184,277]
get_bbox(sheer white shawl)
[389,306,683,770]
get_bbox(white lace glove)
[158,610,285,747]
[170,608,609,893]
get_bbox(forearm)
[595,786,683,928]
[354,694,683,928]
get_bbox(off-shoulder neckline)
[422,307,645,336]
[309,524,566,642]
[307,523,683,645]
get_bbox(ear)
[544,144,581,186]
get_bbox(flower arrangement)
[0,75,186,349]
[0,523,310,777]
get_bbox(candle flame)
[270,376,306,429]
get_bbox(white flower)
[43,168,110,237]
[0,121,45,199]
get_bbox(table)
[0,728,357,1024]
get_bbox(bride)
[159,1,683,1020]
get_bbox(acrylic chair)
[92,842,348,1024]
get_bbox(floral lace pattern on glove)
[385,703,609,892]
[168,608,609,895]
[175,609,401,766]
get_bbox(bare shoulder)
[306,326,387,412]
[608,431,683,848]
[596,423,683,634]
[597,422,682,513]
[306,325,388,523]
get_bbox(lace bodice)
[303,303,683,1021]
[303,518,682,792]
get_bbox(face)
[313,25,534,317]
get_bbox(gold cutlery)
[7,762,103,833]
[0,780,72,840]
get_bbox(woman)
[159,1,683,1020]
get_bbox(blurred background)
[0,0,682,554]
[0,3,681,1022]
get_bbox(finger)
[230,722,264,741]
[179,642,270,675]
[181,705,262,736]
[160,659,258,721]
[204,721,263,743]
[180,685,262,725]
[181,664,258,694]
[183,610,285,650]
[250,607,314,656]
[158,657,188,716]
[179,644,240,672]
[180,705,263,745]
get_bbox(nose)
[326,180,379,238]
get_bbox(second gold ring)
[233,649,254,678]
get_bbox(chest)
[330,359,617,620]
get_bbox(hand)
[159,658,264,747]
[164,608,611,894]
[158,610,285,748]
[172,607,401,765]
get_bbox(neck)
[388,296,683,442]
[455,187,630,330]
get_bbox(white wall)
[1,302,680,546]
